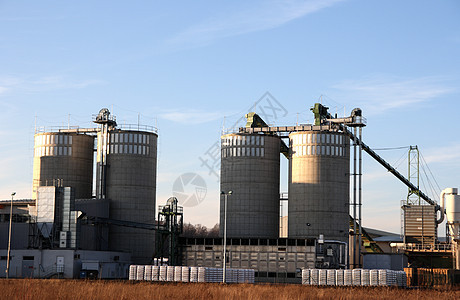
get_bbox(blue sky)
[1,0,459,234]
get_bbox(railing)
[403,243,452,252]
[35,126,82,133]
[34,123,158,135]
[39,264,65,278]
[118,124,158,134]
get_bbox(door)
[22,256,35,278]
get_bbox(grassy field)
[1,279,458,300]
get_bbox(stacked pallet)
[301,269,407,287]
[129,265,255,283]
[404,268,460,287]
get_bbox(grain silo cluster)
[1,104,459,286]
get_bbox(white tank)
[442,188,460,240]
[445,188,460,223]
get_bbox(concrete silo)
[220,133,280,238]
[33,132,94,201]
[96,125,158,264]
[288,130,350,242]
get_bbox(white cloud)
[332,75,454,115]
[0,75,105,96]
[166,0,345,49]
[422,143,460,165]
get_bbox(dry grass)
[0,279,458,300]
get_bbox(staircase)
[40,264,65,279]
[349,216,384,254]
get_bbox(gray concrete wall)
[75,199,110,251]
[220,133,280,238]
[288,131,350,242]
[181,238,316,283]
[363,253,408,270]
[0,223,29,249]
[0,249,75,278]
[0,249,131,279]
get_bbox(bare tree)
[181,223,220,238]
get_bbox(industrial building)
[1,108,159,278]
[181,103,459,283]
[1,104,459,284]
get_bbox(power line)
[373,146,410,151]
[420,151,441,195]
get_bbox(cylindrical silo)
[220,133,280,238]
[33,132,94,200]
[443,188,460,241]
[98,128,158,264]
[288,130,350,242]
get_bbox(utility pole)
[6,192,16,279]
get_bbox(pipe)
[437,189,449,224]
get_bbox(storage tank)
[220,133,280,238]
[442,188,460,240]
[97,128,158,264]
[288,130,349,242]
[33,132,94,200]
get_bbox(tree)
[181,223,220,238]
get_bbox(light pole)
[221,190,232,284]
[6,192,15,279]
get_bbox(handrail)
[402,243,452,252]
[39,264,65,278]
